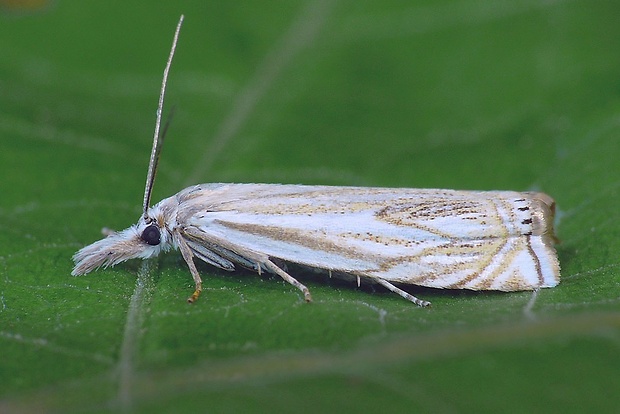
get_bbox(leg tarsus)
[262,260,312,302]
[374,278,431,307]
[187,281,202,304]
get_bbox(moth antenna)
[143,14,184,218]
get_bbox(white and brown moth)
[72,16,560,307]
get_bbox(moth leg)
[175,233,203,303]
[261,260,312,303]
[374,278,431,307]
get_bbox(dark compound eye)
[141,224,161,246]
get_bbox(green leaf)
[1,1,620,412]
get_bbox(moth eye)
[141,224,161,246]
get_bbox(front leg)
[176,226,314,303]
[174,232,203,303]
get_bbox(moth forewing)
[165,183,560,304]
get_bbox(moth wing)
[176,184,559,292]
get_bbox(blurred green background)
[1,0,620,412]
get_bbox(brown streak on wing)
[213,220,384,265]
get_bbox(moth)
[72,16,561,307]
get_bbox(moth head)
[72,209,173,276]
